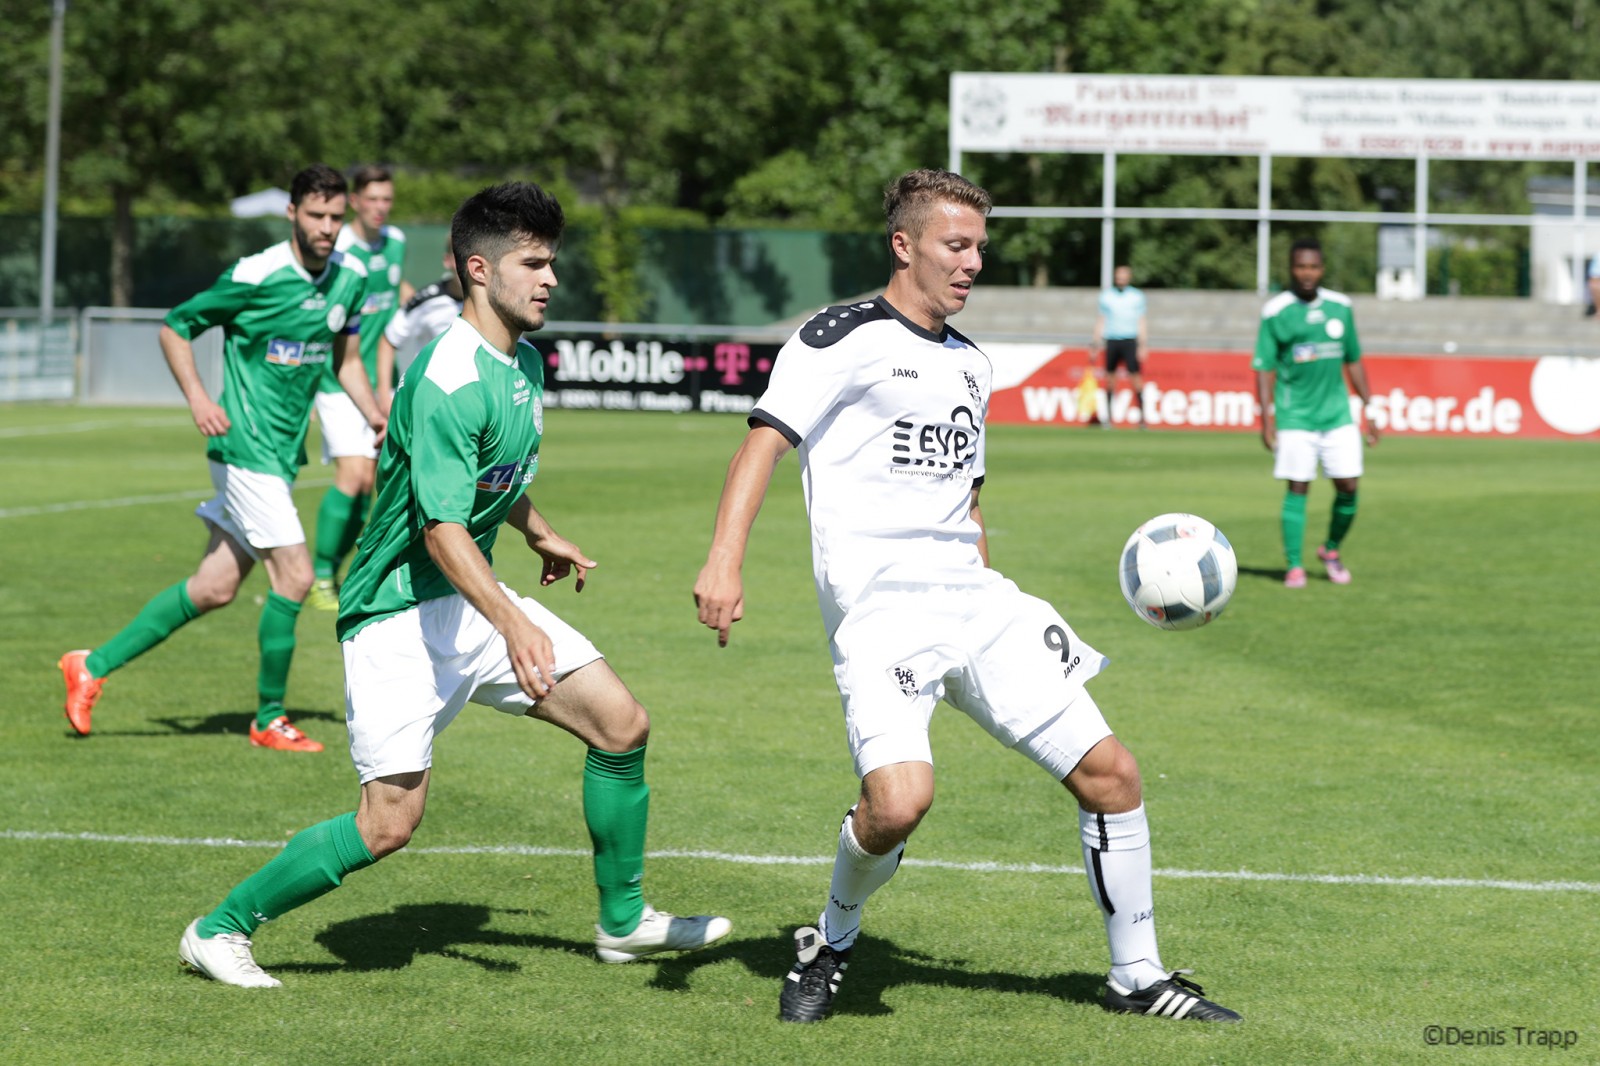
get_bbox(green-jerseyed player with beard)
[57,164,386,752]
[1253,238,1379,589]
[179,180,730,988]
[306,164,414,612]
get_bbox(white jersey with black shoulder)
[751,297,991,630]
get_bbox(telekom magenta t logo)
[714,343,750,385]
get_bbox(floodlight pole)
[39,0,67,326]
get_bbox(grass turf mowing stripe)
[4,829,1595,894]
[0,478,335,519]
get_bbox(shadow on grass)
[272,901,1105,1012]
[72,707,343,739]
[1237,564,1289,583]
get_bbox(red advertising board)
[987,345,1600,440]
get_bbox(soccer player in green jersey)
[178,181,730,988]
[306,165,414,612]
[1253,239,1379,588]
[57,164,385,752]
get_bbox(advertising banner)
[530,331,1600,441]
[535,332,779,415]
[951,73,1600,162]
[987,344,1600,440]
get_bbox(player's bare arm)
[423,517,556,699]
[695,424,792,647]
[375,334,397,415]
[1347,362,1379,445]
[507,495,595,591]
[969,484,989,568]
[334,331,387,441]
[158,324,230,437]
[1254,369,1276,451]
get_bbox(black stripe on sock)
[1089,848,1115,916]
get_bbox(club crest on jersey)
[888,664,919,699]
[327,306,349,332]
[533,395,544,434]
[962,370,983,409]
[265,339,305,365]
[477,461,521,493]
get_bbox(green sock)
[334,491,370,570]
[1327,490,1358,550]
[256,591,301,727]
[584,746,649,937]
[1281,490,1308,569]
[85,580,200,678]
[197,812,376,938]
[313,488,358,581]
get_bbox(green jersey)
[320,223,408,393]
[336,318,545,641]
[1252,288,1362,432]
[165,242,368,481]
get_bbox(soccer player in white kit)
[695,169,1239,1024]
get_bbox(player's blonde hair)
[883,169,992,247]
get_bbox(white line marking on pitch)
[0,479,334,519]
[2,829,1594,894]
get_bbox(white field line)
[2,829,1596,894]
[0,478,333,519]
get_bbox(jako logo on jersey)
[299,294,327,311]
[477,461,522,493]
[550,339,684,384]
[892,368,918,379]
[512,380,532,406]
[265,339,305,365]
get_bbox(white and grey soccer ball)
[1119,513,1238,630]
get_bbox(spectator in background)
[1586,254,1598,317]
[377,242,463,409]
[1091,264,1147,427]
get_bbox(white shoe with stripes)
[1106,969,1241,1022]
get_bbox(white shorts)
[193,461,304,559]
[831,575,1109,780]
[1273,423,1363,482]
[315,390,379,462]
[342,584,604,783]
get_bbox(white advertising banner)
[951,74,1600,161]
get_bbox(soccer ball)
[1119,513,1238,630]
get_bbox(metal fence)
[0,309,78,401]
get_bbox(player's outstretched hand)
[693,564,745,648]
[530,531,595,592]
[190,395,231,437]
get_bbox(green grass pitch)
[2,406,1595,1064]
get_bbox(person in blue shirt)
[1092,265,1148,427]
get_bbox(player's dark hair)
[450,182,565,293]
[349,164,393,193]
[1289,238,1323,263]
[289,163,348,206]
[883,169,992,247]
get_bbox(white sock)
[818,808,903,951]
[1080,804,1167,990]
